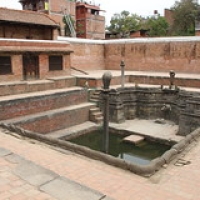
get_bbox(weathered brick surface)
[0,90,87,120]
[0,40,72,82]
[2,38,200,82]
[71,43,105,70]
[104,41,200,73]
[18,106,90,134]
[0,40,72,52]
[0,23,54,40]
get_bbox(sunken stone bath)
[1,74,200,176]
[2,123,200,177]
[65,129,171,165]
[104,85,200,136]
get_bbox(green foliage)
[143,16,169,36]
[106,10,143,38]
[170,0,200,36]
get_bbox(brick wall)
[49,0,76,36]
[104,39,200,73]
[70,42,105,70]
[39,54,71,79]
[0,24,54,40]
[85,15,105,39]
[0,89,87,120]
[0,39,72,82]
[18,106,90,134]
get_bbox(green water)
[69,130,171,165]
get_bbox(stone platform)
[123,135,144,145]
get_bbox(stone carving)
[169,70,175,89]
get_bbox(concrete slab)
[14,160,58,186]
[123,135,144,145]
[40,176,105,200]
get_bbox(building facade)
[0,8,59,40]
[0,39,72,81]
[76,1,105,39]
[18,0,105,39]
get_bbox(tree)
[170,0,200,36]
[143,16,169,37]
[106,10,143,38]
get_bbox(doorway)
[23,53,39,80]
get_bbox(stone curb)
[1,123,200,177]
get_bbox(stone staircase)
[0,76,76,96]
[89,89,101,104]
[89,107,103,124]
[0,76,100,136]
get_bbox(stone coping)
[58,36,200,45]
[1,123,199,177]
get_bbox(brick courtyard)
[0,123,200,200]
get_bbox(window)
[49,55,63,71]
[0,56,12,75]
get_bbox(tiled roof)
[0,8,59,27]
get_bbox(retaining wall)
[100,86,200,136]
[60,36,200,73]
[104,38,200,73]
[0,88,87,120]
[16,105,92,134]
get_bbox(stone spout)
[161,104,171,112]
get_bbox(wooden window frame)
[49,55,63,71]
[0,56,12,75]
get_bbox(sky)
[0,0,194,25]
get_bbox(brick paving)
[1,70,200,199]
[0,126,200,200]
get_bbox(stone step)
[47,76,76,89]
[89,90,101,103]
[0,76,77,96]
[0,87,88,120]
[90,113,102,122]
[90,111,102,118]
[47,121,97,139]
[1,102,95,134]
[89,107,101,113]
[95,116,103,124]
[89,107,103,124]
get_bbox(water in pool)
[68,130,171,165]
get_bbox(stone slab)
[14,160,58,186]
[5,154,26,164]
[0,147,12,157]
[47,121,97,139]
[123,135,144,145]
[40,176,104,200]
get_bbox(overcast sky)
[0,0,194,25]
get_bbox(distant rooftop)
[0,7,58,27]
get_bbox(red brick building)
[0,0,105,82]
[18,0,105,39]
[76,1,105,39]
[0,7,59,40]
[0,6,72,81]
[0,39,72,81]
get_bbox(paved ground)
[1,70,200,199]
[0,120,200,200]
